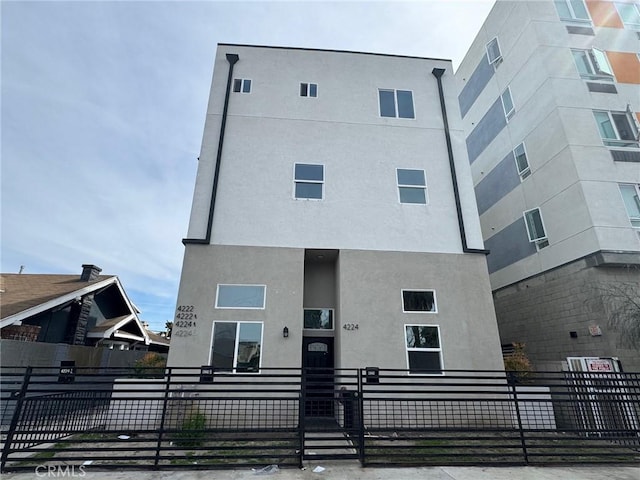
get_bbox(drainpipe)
[183,53,240,245]
[432,68,489,255]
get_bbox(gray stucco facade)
[168,44,505,375]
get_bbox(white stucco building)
[456,0,640,371]
[168,44,504,380]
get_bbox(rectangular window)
[303,309,334,329]
[593,111,639,147]
[215,284,266,309]
[233,78,251,93]
[554,0,591,23]
[486,37,503,67]
[571,49,614,80]
[211,321,263,373]
[379,89,415,119]
[397,169,427,204]
[619,184,640,227]
[615,2,640,29]
[524,208,549,249]
[300,83,318,97]
[405,325,443,374]
[513,143,531,180]
[294,163,324,200]
[501,87,515,120]
[402,290,437,313]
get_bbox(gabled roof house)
[0,264,167,352]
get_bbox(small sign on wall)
[588,325,602,336]
[586,358,614,372]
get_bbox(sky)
[1,0,496,333]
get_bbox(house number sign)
[174,305,198,337]
[343,323,359,331]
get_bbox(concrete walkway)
[2,464,639,480]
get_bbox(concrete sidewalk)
[2,464,639,480]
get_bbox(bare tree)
[595,281,640,348]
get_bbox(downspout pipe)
[432,67,489,255]
[183,53,240,245]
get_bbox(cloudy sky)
[2,0,495,332]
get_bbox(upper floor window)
[571,49,614,80]
[593,110,639,148]
[615,2,640,29]
[397,168,427,204]
[524,207,549,250]
[211,321,263,373]
[294,163,324,200]
[300,83,318,97]
[619,184,640,227]
[402,290,437,313]
[233,78,251,93]
[554,0,591,24]
[501,87,515,121]
[486,37,503,67]
[215,284,266,309]
[379,89,415,119]
[513,143,531,181]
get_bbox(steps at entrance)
[303,431,358,459]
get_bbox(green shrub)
[174,412,207,447]
[503,342,532,383]
[133,352,166,377]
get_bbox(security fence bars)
[1,367,639,471]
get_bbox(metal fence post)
[357,368,366,466]
[508,373,529,465]
[298,370,305,469]
[154,367,173,468]
[1,367,32,472]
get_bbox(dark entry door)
[302,337,334,417]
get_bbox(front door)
[302,337,334,417]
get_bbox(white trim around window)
[513,143,531,181]
[486,37,503,67]
[615,2,640,30]
[210,321,263,373]
[401,289,437,313]
[396,168,428,204]
[619,184,640,228]
[554,0,592,24]
[523,207,549,250]
[215,284,266,309]
[233,78,252,93]
[303,308,335,330]
[571,48,614,81]
[300,82,318,97]
[501,87,515,121]
[293,163,325,200]
[378,89,415,119]
[404,324,444,375]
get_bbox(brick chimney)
[80,264,102,282]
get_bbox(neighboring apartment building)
[168,44,505,377]
[456,0,640,371]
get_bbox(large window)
[379,89,415,119]
[571,49,614,80]
[615,2,640,29]
[486,37,503,67]
[303,309,334,329]
[300,83,318,97]
[402,290,437,313]
[524,208,549,249]
[233,78,251,93]
[619,184,640,227]
[215,284,266,309]
[294,163,324,199]
[211,321,263,372]
[513,143,531,180]
[501,87,515,121]
[593,111,639,148]
[554,0,591,23]
[405,325,443,374]
[397,169,427,204]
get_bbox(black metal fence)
[1,366,639,472]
